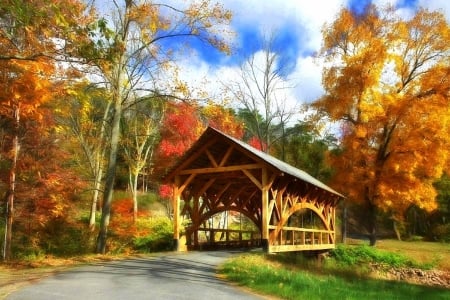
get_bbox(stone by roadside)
[371,263,450,289]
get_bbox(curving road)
[7,251,264,300]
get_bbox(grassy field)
[219,240,450,300]
[373,239,450,271]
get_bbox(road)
[7,251,264,300]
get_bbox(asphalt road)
[7,251,264,300]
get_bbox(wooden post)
[261,167,269,252]
[193,196,199,248]
[173,176,181,251]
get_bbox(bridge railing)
[268,225,335,252]
[187,228,261,249]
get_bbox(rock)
[370,263,450,288]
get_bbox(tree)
[200,101,244,139]
[90,0,232,253]
[315,5,450,245]
[121,96,165,222]
[58,82,111,231]
[225,33,296,153]
[0,0,92,62]
[281,122,335,182]
[156,101,244,175]
[0,0,92,260]
[156,101,203,169]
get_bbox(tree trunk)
[89,101,110,230]
[393,220,402,241]
[3,105,19,261]
[368,203,377,246]
[129,171,138,223]
[89,166,103,231]
[341,204,347,244]
[96,94,122,254]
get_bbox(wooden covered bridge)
[164,127,344,253]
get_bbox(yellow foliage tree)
[314,5,450,244]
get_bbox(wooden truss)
[165,127,343,253]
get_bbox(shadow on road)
[7,250,264,300]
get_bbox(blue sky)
[96,0,450,114]
[171,0,450,110]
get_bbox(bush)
[133,217,173,252]
[430,224,450,242]
[36,218,95,257]
[330,244,419,268]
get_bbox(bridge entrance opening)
[186,211,260,250]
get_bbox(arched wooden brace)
[269,202,336,243]
[184,206,262,249]
[268,194,338,252]
[197,207,261,231]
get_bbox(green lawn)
[219,241,450,300]
[373,239,450,271]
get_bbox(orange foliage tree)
[315,5,450,244]
[0,0,91,259]
[201,102,244,139]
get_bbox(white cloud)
[174,0,348,106]
[174,0,450,116]
[290,56,324,103]
[418,0,450,20]
[221,0,348,52]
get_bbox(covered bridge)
[164,127,344,253]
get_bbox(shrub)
[330,244,419,268]
[39,218,94,256]
[133,217,173,252]
[430,224,450,242]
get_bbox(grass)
[374,239,450,271]
[219,240,450,300]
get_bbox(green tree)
[281,122,335,182]
[57,82,112,231]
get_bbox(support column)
[193,196,199,248]
[173,176,181,251]
[261,167,269,252]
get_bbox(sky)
[170,0,450,116]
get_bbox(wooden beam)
[173,176,181,251]
[224,186,246,209]
[195,178,216,198]
[205,149,218,167]
[268,225,334,233]
[164,137,218,181]
[178,163,262,175]
[213,182,232,204]
[178,173,196,194]
[269,244,335,252]
[242,169,262,190]
[219,145,234,166]
[241,189,258,209]
[261,167,269,252]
